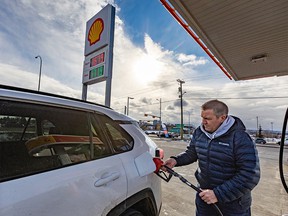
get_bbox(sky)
[0,0,287,132]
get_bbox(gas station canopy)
[161,0,288,81]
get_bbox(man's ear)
[220,115,227,122]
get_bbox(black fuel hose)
[163,165,224,216]
[279,107,288,193]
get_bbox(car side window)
[0,100,112,182]
[93,115,134,153]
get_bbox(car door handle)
[94,171,120,187]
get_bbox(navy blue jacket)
[172,116,260,206]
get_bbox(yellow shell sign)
[88,18,104,46]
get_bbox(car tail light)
[155,148,164,159]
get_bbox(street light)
[127,97,134,116]
[35,55,42,91]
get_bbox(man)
[164,100,260,216]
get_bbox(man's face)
[201,109,226,133]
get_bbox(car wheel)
[122,209,144,216]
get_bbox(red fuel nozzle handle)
[153,158,163,173]
[153,158,172,182]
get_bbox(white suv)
[0,85,162,216]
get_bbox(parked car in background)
[0,85,162,216]
[182,134,192,141]
[157,131,179,138]
[277,138,288,145]
[144,130,159,135]
[255,138,267,144]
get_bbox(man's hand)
[161,158,177,171]
[199,189,218,204]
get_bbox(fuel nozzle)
[153,157,172,182]
[153,158,163,172]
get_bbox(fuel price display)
[90,52,105,67]
[82,46,108,85]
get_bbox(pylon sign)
[82,4,115,85]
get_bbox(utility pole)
[156,98,162,123]
[259,125,262,138]
[156,98,162,135]
[177,79,185,140]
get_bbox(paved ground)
[151,137,288,216]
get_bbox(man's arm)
[164,133,198,168]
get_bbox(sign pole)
[104,5,115,107]
[82,84,87,101]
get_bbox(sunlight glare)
[132,54,162,85]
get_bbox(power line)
[113,76,227,100]
[114,77,288,100]
[112,95,288,111]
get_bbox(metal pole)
[160,98,162,123]
[127,97,134,116]
[188,109,193,133]
[256,116,259,137]
[156,98,162,123]
[180,92,183,139]
[105,5,116,107]
[177,79,185,140]
[82,84,88,101]
[188,111,190,128]
[35,55,42,91]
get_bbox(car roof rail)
[0,84,111,110]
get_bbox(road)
[150,136,288,216]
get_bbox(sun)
[132,54,162,85]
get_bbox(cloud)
[173,99,189,107]
[144,33,172,59]
[0,63,103,100]
[166,105,175,111]
[0,1,287,131]
[177,53,208,66]
[0,63,40,90]
[140,97,153,104]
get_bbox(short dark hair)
[201,100,228,117]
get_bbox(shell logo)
[88,18,104,46]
